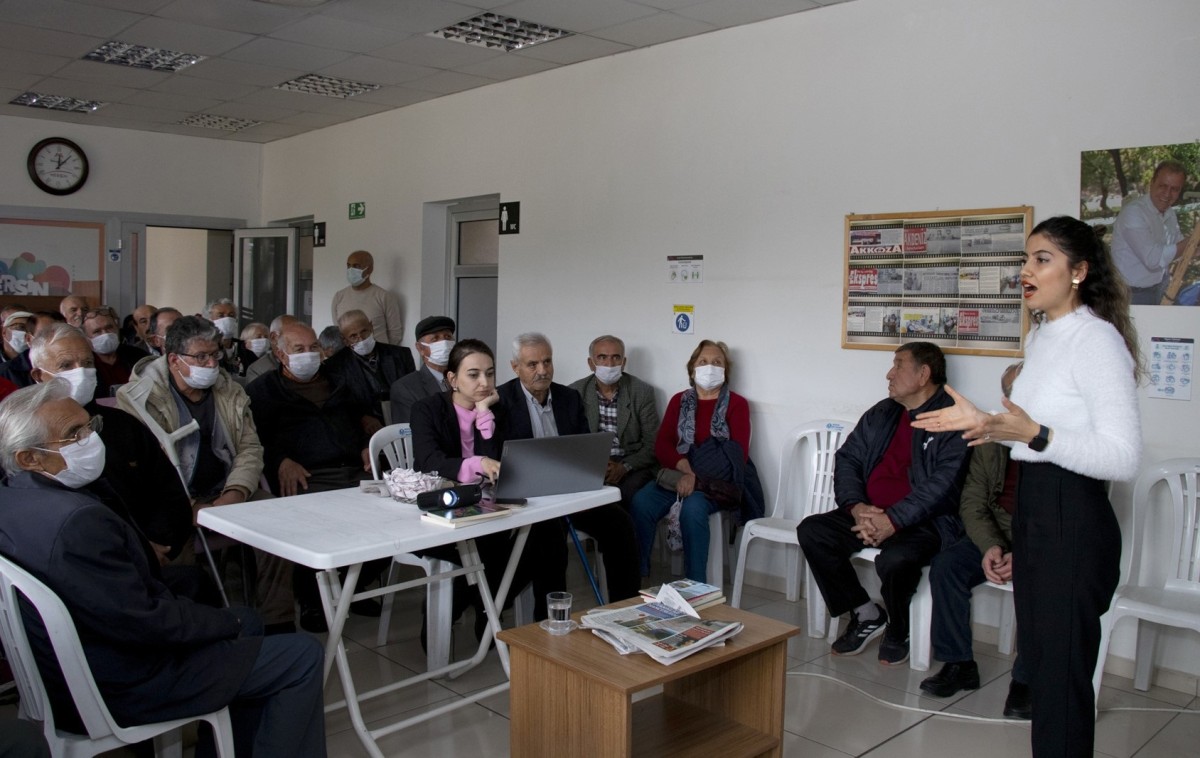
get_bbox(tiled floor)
[5,552,1199,757]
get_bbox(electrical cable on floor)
[787,671,1199,721]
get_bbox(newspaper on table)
[581,583,742,665]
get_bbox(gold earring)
[1071,278,1080,290]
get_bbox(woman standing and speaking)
[912,216,1141,757]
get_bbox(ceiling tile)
[674,0,820,26]
[268,15,404,54]
[0,70,41,90]
[224,121,310,139]
[178,58,305,87]
[149,75,261,101]
[122,89,221,113]
[222,37,355,71]
[0,105,92,124]
[276,110,354,128]
[511,34,631,65]
[221,130,290,144]
[229,86,321,111]
[70,0,174,10]
[24,76,138,102]
[0,22,105,58]
[348,85,438,108]
[53,59,174,87]
[141,122,234,139]
[205,100,300,123]
[372,34,503,69]
[155,0,308,35]
[319,0,482,34]
[404,70,493,95]
[453,54,558,81]
[497,0,658,33]
[316,55,438,86]
[115,17,255,57]
[0,0,143,37]
[88,102,188,123]
[630,0,711,9]
[590,11,715,47]
[0,48,73,76]
[287,95,396,118]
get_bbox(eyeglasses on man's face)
[39,415,103,448]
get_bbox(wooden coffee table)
[497,603,799,758]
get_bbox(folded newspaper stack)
[581,583,743,665]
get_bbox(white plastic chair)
[0,554,235,757]
[731,420,852,608]
[1095,458,1200,692]
[371,423,456,670]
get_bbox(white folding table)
[199,486,619,758]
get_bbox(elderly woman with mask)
[630,339,762,583]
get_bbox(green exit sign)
[348,202,366,220]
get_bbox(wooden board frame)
[841,206,1032,357]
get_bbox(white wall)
[259,0,1200,685]
[145,227,210,317]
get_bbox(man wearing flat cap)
[388,316,456,424]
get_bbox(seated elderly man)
[207,298,241,372]
[118,316,295,630]
[797,342,970,665]
[0,310,35,387]
[498,332,641,606]
[128,304,157,352]
[144,307,182,357]
[30,323,195,576]
[0,382,326,756]
[569,334,660,510]
[247,321,379,630]
[326,308,414,426]
[244,314,297,382]
[81,306,148,398]
[58,295,87,328]
[237,322,270,378]
[389,315,455,424]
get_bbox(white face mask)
[38,434,107,489]
[247,337,270,357]
[7,330,28,355]
[426,339,453,367]
[693,365,725,391]
[180,363,219,390]
[90,332,119,355]
[285,351,321,382]
[346,267,366,286]
[43,367,98,406]
[594,364,623,385]
[351,335,376,356]
[213,316,238,340]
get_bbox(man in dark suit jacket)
[498,332,641,602]
[326,309,415,428]
[0,382,325,756]
[569,334,661,510]
[389,315,456,424]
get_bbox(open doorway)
[144,226,233,315]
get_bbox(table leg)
[452,526,530,678]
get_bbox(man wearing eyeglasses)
[29,323,194,577]
[118,316,295,631]
[81,306,148,399]
[0,381,327,757]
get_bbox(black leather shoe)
[350,599,382,617]
[299,606,328,634]
[919,660,980,697]
[1003,680,1032,719]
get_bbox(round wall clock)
[27,137,89,195]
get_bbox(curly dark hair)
[1029,216,1141,379]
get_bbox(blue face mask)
[346,267,366,286]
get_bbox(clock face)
[28,138,89,195]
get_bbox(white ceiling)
[0,0,854,143]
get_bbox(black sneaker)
[1003,680,1032,719]
[878,635,909,666]
[831,604,888,656]
[920,660,980,696]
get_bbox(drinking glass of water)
[540,591,576,635]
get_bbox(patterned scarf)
[676,385,731,454]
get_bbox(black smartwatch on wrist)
[1028,424,1051,452]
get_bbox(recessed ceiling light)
[10,92,106,113]
[84,41,206,72]
[429,13,572,52]
[178,114,261,131]
[275,73,380,99]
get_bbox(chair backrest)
[0,554,121,741]
[1129,457,1200,593]
[770,419,854,521]
[369,423,414,479]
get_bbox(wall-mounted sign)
[672,304,695,335]
[348,202,365,220]
[1148,336,1193,401]
[313,222,326,247]
[499,202,520,234]
[668,255,703,283]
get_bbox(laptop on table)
[488,431,612,504]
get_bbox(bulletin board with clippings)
[842,206,1033,357]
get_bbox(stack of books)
[419,501,513,528]
[582,584,742,665]
[638,579,725,610]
